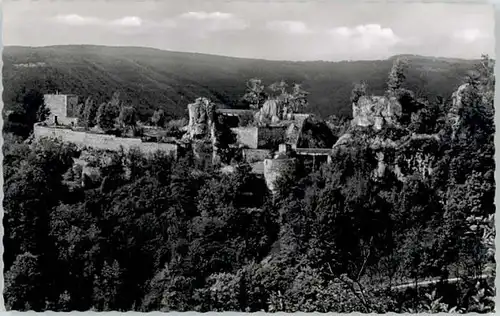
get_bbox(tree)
[151,109,166,127]
[214,115,237,164]
[385,58,417,126]
[289,83,309,113]
[269,80,288,96]
[4,252,44,311]
[118,106,137,130]
[75,103,85,126]
[92,260,124,311]
[387,58,409,92]
[83,97,99,129]
[350,81,368,104]
[97,102,118,131]
[196,272,242,311]
[109,91,123,109]
[36,101,50,123]
[242,78,267,109]
[5,88,45,137]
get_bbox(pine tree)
[350,81,368,104]
[387,58,409,92]
[83,98,99,129]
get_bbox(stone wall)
[44,94,79,126]
[258,126,287,149]
[34,124,178,157]
[263,158,296,193]
[232,127,259,149]
[242,149,271,163]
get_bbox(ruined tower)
[44,92,79,126]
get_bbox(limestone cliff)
[254,99,283,124]
[183,97,219,163]
[184,97,216,140]
[447,83,469,135]
[352,95,402,130]
[254,98,295,125]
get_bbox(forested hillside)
[3,45,479,121]
[3,53,494,312]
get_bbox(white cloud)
[329,24,399,49]
[266,20,312,34]
[179,11,234,20]
[176,11,247,32]
[453,28,488,43]
[54,14,147,29]
[54,14,101,26]
[110,16,142,27]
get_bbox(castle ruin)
[44,92,79,126]
[35,90,340,194]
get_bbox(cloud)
[156,19,177,29]
[453,28,489,43]
[179,11,234,20]
[266,20,312,34]
[329,24,399,49]
[110,16,142,27]
[176,11,247,32]
[54,14,144,28]
[54,14,101,26]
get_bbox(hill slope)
[3,45,480,120]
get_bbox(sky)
[3,0,495,61]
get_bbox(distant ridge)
[3,44,481,120]
[5,44,479,63]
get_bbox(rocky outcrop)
[254,98,295,125]
[448,83,468,133]
[183,97,220,163]
[254,99,282,124]
[352,95,402,130]
[184,97,216,140]
[264,157,296,194]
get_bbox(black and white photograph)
[1,0,496,312]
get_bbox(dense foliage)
[3,55,495,312]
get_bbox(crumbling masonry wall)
[257,126,287,149]
[34,124,178,157]
[231,127,259,149]
[242,149,271,163]
[44,94,79,126]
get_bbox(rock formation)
[253,98,297,124]
[352,95,402,130]
[448,83,469,137]
[184,97,216,140]
[254,99,283,124]
[264,157,296,194]
[182,97,221,164]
